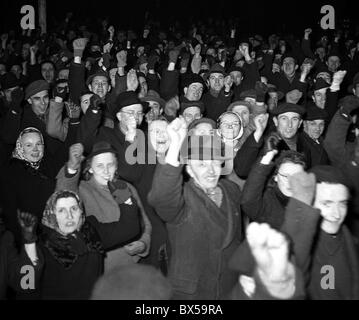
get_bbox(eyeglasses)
[220,122,240,129]
[121,110,144,117]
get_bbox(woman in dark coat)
[27,189,140,299]
[0,127,59,247]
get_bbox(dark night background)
[0,0,358,36]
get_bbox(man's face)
[206,48,216,57]
[21,132,44,163]
[184,83,203,101]
[58,69,69,80]
[187,159,223,189]
[230,71,243,86]
[327,56,340,73]
[312,88,327,109]
[3,86,18,103]
[41,62,55,83]
[149,120,170,154]
[146,101,162,122]
[11,65,22,79]
[80,93,93,114]
[275,162,305,197]
[209,72,224,92]
[282,57,297,77]
[183,106,202,125]
[90,152,117,186]
[316,47,326,60]
[232,105,250,128]
[314,183,349,234]
[274,112,302,139]
[304,119,325,140]
[191,123,214,136]
[89,76,110,99]
[117,104,144,127]
[55,197,83,235]
[138,76,148,98]
[28,90,49,116]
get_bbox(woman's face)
[55,197,82,235]
[219,113,241,140]
[21,132,44,162]
[90,152,117,186]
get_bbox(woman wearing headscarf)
[56,141,151,272]
[21,189,140,299]
[0,127,59,247]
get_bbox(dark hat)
[272,102,306,116]
[239,89,257,100]
[25,80,50,100]
[140,90,165,109]
[179,100,205,115]
[348,72,359,93]
[309,165,352,189]
[182,73,205,88]
[313,77,330,91]
[112,91,147,117]
[267,83,285,101]
[208,63,226,76]
[227,100,252,113]
[181,134,232,162]
[305,104,328,121]
[188,117,216,133]
[327,47,342,60]
[0,72,20,90]
[228,65,245,76]
[88,141,117,159]
[86,70,111,87]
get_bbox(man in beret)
[0,72,21,117]
[202,63,233,121]
[140,90,166,124]
[181,73,205,103]
[179,100,204,126]
[301,104,330,166]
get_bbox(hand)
[288,171,316,205]
[68,143,85,171]
[53,85,69,101]
[166,116,188,149]
[73,38,88,57]
[108,179,133,204]
[30,45,38,56]
[103,42,113,54]
[254,113,269,134]
[116,50,127,68]
[224,75,233,91]
[300,63,312,76]
[90,94,105,111]
[17,211,38,244]
[143,28,150,39]
[169,50,180,64]
[304,28,312,39]
[263,132,281,155]
[125,116,138,142]
[247,222,295,299]
[195,34,203,44]
[272,63,281,74]
[194,43,201,55]
[332,70,347,86]
[108,25,115,36]
[65,101,81,119]
[1,33,8,42]
[124,240,146,255]
[340,95,359,115]
[126,69,139,91]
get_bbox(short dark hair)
[275,150,306,173]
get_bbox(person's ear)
[88,84,92,92]
[107,85,111,92]
[274,174,278,183]
[312,95,315,102]
[353,88,356,96]
[295,65,298,71]
[184,87,188,96]
[27,98,32,104]
[89,168,94,174]
[299,119,303,128]
[273,116,278,127]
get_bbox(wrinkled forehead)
[315,182,349,200]
[55,196,80,209]
[42,63,54,71]
[277,112,301,119]
[122,103,143,112]
[21,131,42,144]
[220,113,240,123]
[232,105,249,114]
[149,120,168,131]
[31,90,49,99]
[282,57,296,65]
[91,76,109,85]
[188,82,203,90]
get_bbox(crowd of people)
[0,11,359,300]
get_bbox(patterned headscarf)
[12,127,44,170]
[42,190,85,236]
